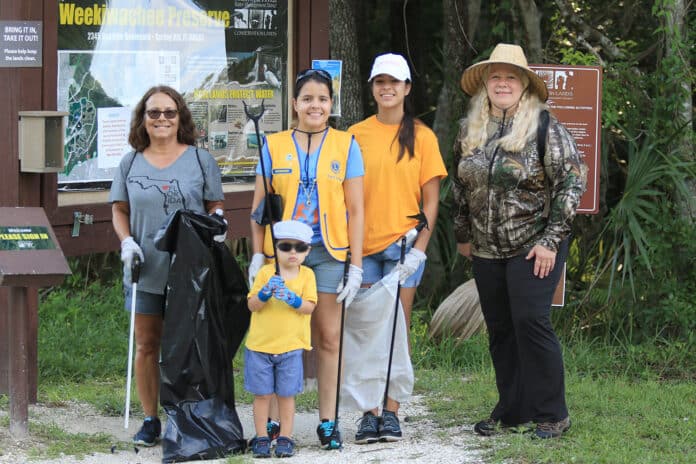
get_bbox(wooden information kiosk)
[0,207,71,436]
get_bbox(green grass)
[3,275,691,462]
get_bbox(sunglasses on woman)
[276,241,310,253]
[146,109,179,119]
[295,68,332,84]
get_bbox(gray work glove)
[120,236,144,271]
[211,208,228,243]
[395,248,427,284]
[248,252,265,287]
[336,264,363,308]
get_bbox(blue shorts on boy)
[244,348,304,397]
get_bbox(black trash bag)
[154,209,250,462]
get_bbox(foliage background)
[329,0,695,346]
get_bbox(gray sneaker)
[533,416,571,439]
[378,410,403,442]
[355,412,380,444]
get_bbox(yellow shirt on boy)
[246,263,318,354]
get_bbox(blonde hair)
[459,66,548,157]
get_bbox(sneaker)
[378,410,403,442]
[133,416,161,447]
[533,416,571,439]
[249,436,271,458]
[474,418,534,436]
[316,420,342,449]
[474,417,499,436]
[274,436,295,458]
[267,418,280,441]
[355,412,380,444]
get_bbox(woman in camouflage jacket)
[453,44,586,439]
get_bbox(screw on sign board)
[529,65,602,306]
[0,207,71,437]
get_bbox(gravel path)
[0,396,485,464]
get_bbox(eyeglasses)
[146,109,178,119]
[295,68,332,84]
[276,241,310,253]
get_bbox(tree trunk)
[662,0,695,220]
[328,0,363,129]
[432,0,475,157]
[515,0,543,62]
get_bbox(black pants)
[472,240,569,425]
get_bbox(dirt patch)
[1,395,485,464]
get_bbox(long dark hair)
[394,81,416,162]
[128,85,197,152]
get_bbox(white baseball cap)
[273,220,313,244]
[368,53,411,82]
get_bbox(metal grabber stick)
[243,100,279,274]
[333,252,351,448]
[383,213,428,411]
[124,255,141,429]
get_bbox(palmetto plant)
[585,120,694,302]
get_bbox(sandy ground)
[0,395,486,464]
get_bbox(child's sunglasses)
[276,241,310,253]
[146,109,179,119]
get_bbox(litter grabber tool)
[383,238,407,411]
[124,255,141,429]
[244,100,281,275]
[330,253,351,450]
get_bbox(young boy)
[245,220,317,458]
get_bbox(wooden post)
[8,286,29,437]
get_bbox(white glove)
[248,252,265,287]
[336,264,363,308]
[396,248,427,284]
[120,236,144,271]
[211,208,228,243]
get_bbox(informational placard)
[57,0,288,184]
[312,59,343,117]
[0,227,56,251]
[530,65,602,214]
[0,21,42,68]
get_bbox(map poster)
[57,0,288,185]
[311,59,342,117]
[530,65,602,214]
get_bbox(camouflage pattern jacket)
[452,113,587,259]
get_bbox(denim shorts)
[303,243,345,293]
[362,240,425,288]
[244,348,304,397]
[123,286,165,315]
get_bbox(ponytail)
[394,86,416,162]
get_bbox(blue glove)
[257,275,284,303]
[273,282,302,309]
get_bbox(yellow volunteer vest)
[263,128,353,261]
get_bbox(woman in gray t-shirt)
[109,85,224,447]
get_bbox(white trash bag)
[340,271,414,411]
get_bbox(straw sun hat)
[459,43,548,101]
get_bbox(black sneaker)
[378,410,403,442]
[249,436,271,458]
[133,416,161,447]
[533,416,571,439]
[474,417,499,436]
[355,412,380,444]
[316,420,342,449]
[267,418,280,441]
